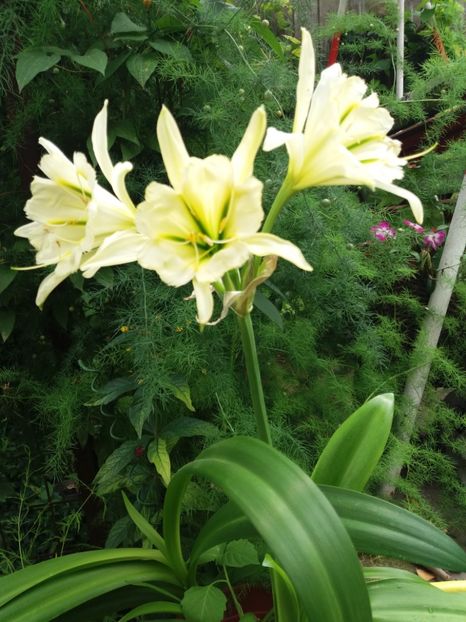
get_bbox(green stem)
[237,313,272,445]
[262,178,294,234]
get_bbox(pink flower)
[370,221,397,241]
[423,230,446,251]
[403,219,424,234]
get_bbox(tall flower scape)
[16,29,422,323]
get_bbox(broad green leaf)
[164,436,372,621]
[161,416,217,441]
[167,377,195,412]
[0,309,15,342]
[147,438,171,487]
[0,561,177,622]
[128,387,153,437]
[218,539,259,568]
[16,48,60,91]
[119,601,183,622]
[181,585,227,622]
[126,52,158,88]
[367,569,466,620]
[254,291,283,329]
[72,49,107,75]
[312,393,394,491]
[86,377,138,406]
[0,266,17,295]
[94,441,139,495]
[322,485,466,571]
[0,549,169,608]
[93,267,114,288]
[122,491,167,555]
[193,485,466,575]
[149,39,193,62]
[48,586,165,622]
[240,615,259,621]
[250,19,284,59]
[190,502,254,574]
[110,12,146,34]
[105,515,132,548]
[99,51,131,82]
[120,139,143,161]
[110,119,140,145]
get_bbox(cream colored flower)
[263,28,423,223]
[136,106,312,324]
[15,140,97,306]
[15,102,140,306]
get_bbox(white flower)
[15,102,140,306]
[136,106,312,324]
[263,28,423,224]
[15,140,97,306]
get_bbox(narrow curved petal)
[81,230,144,277]
[231,106,266,183]
[91,100,114,184]
[244,233,313,272]
[375,180,424,224]
[111,162,135,209]
[157,106,190,192]
[36,268,71,308]
[193,279,214,325]
[293,28,315,134]
[263,127,291,152]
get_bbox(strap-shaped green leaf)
[164,436,372,622]
[0,561,176,622]
[322,485,466,571]
[122,491,168,556]
[263,554,301,622]
[367,568,466,621]
[312,394,394,491]
[191,484,466,575]
[119,600,183,622]
[0,548,170,608]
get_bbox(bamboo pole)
[380,174,466,498]
[396,0,405,99]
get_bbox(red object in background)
[222,585,273,621]
[327,33,342,66]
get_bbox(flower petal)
[157,106,190,192]
[111,161,135,209]
[81,230,143,277]
[196,241,251,283]
[91,100,114,185]
[293,28,315,134]
[244,233,313,272]
[231,106,266,183]
[192,279,214,325]
[263,127,291,152]
[36,269,71,308]
[375,180,424,224]
[138,239,196,287]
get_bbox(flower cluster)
[370,221,397,241]
[16,29,424,325]
[16,102,311,323]
[263,29,423,224]
[423,229,446,251]
[370,218,447,250]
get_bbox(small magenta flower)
[423,229,446,251]
[370,221,397,241]
[403,219,425,234]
